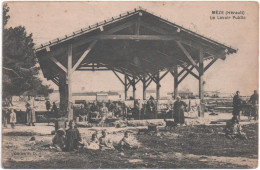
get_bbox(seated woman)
[52,128,66,151]
[99,130,114,150]
[85,133,100,150]
[118,131,138,151]
[65,120,83,151]
[224,116,247,139]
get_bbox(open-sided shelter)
[35,7,237,120]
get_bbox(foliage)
[2,4,53,98]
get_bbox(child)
[99,130,114,150]
[118,131,136,151]
[86,133,100,150]
[52,128,66,152]
[9,109,16,129]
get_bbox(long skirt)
[174,110,185,124]
[27,109,36,123]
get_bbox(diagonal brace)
[176,41,199,71]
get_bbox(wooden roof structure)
[35,7,237,118]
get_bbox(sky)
[5,1,259,98]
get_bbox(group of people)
[232,90,258,120]
[52,120,136,152]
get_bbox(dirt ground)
[2,114,258,169]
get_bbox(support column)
[67,45,73,120]
[174,65,178,99]
[156,72,160,100]
[143,77,146,100]
[199,49,204,117]
[59,75,67,112]
[199,50,204,100]
[133,77,136,99]
[124,75,128,100]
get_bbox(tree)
[2,4,53,101]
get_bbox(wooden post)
[59,75,67,112]
[143,77,146,100]
[133,77,136,99]
[156,72,160,100]
[174,65,178,99]
[199,49,204,117]
[67,44,73,120]
[124,75,128,100]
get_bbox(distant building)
[167,90,194,99]
[72,91,121,103]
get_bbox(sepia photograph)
[2,1,259,168]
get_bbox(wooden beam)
[159,70,169,81]
[51,78,59,86]
[199,50,204,100]
[204,58,218,72]
[49,56,67,73]
[178,66,187,77]
[135,16,141,35]
[124,75,128,100]
[72,40,97,72]
[133,77,136,99]
[67,44,73,120]
[95,34,181,41]
[179,64,199,80]
[77,68,110,71]
[174,65,178,99]
[145,78,153,89]
[176,41,199,71]
[112,70,125,86]
[178,66,195,85]
[156,72,160,100]
[143,76,146,100]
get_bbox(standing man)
[249,90,259,120]
[51,102,58,118]
[233,91,242,120]
[45,100,51,112]
[173,96,187,125]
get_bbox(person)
[224,116,247,139]
[52,128,66,151]
[118,131,136,151]
[100,103,109,119]
[233,91,242,120]
[173,96,187,125]
[9,109,16,129]
[51,102,58,117]
[86,133,100,150]
[26,96,36,126]
[99,130,114,150]
[114,103,122,117]
[2,108,9,128]
[65,120,82,151]
[249,90,258,120]
[45,100,51,112]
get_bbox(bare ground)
[2,119,258,169]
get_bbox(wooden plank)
[204,58,218,72]
[179,64,199,80]
[135,17,141,35]
[176,41,199,71]
[143,77,146,100]
[49,56,67,73]
[156,72,160,100]
[72,40,97,72]
[178,66,187,77]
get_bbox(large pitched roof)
[35,7,237,82]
